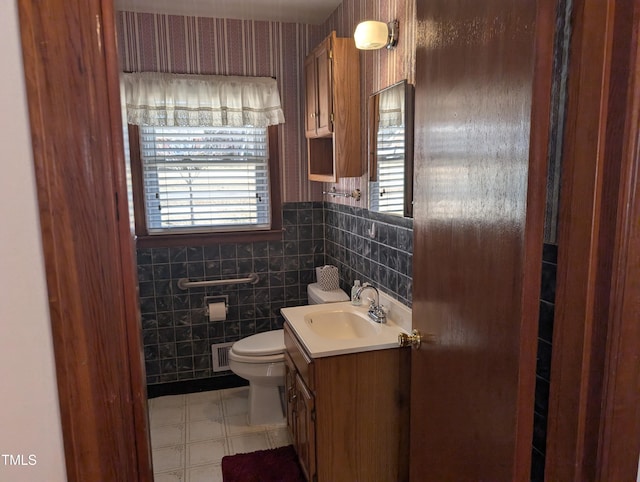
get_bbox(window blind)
[371,125,405,215]
[139,125,270,233]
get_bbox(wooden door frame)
[15,0,639,480]
[545,0,640,480]
[17,0,152,480]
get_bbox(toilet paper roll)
[208,302,227,322]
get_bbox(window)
[129,124,282,245]
[140,125,270,232]
[121,73,284,245]
[369,124,406,215]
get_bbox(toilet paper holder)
[204,295,228,319]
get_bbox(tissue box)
[317,265,340,291]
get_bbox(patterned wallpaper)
[318,0,417,208]
[116,12,322,202]
[115,0,416,206]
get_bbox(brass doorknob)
[398,329,434,349]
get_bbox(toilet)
[228,282,349,425]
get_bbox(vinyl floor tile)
[149,387,289,477]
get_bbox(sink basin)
[281,301,410,358]
[304,310,381,340]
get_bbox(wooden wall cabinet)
[304,31,362,182]
[284,323,410,482]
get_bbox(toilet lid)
[232,329,285,356]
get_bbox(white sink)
[304,310,382,339]
[281,301,409,358]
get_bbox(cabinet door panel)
[315,38,332,137]
[304,54,318,138]
[284,353,296,441]
[295,374,316,482]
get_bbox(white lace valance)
[121,72,285,127]
[378,83,405,128]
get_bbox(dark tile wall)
[324,202,413,307]
[531,243,557,481]
[137,200,415,387]
[137,202,325,385]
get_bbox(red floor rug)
[221,445,305,482]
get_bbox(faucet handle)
[369,305,387,323]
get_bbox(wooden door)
[409,1,554,480]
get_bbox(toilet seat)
[229,329,285,363]
[231,329,284,356]
[228,351,284,364]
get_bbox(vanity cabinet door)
[294,373,316,482]
[284,353,297,441]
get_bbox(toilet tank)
[307,282,349,304]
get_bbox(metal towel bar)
[177,273,259,290]
[322,187,361,201]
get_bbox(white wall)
[0,2,67,481]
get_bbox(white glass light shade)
[354,20,390,50]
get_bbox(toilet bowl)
[228,330,286,425]
[228,282,349,425]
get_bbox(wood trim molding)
[545,0,640,480]
[514,0,557,478]
[101,1,153,479]
[17,0,152,480]
[595,2,640,478]
[127,124,148,237]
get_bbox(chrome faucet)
[354,283,387,323]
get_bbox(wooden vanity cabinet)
[285,350,316,482]
[284,322,410,482]
[304,31,362,182]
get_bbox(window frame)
[129,124,283,247]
